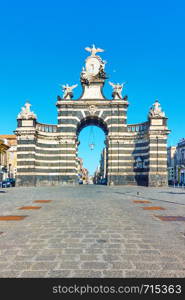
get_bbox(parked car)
[2,178,15,188]
[100,178,107,185]
[8,178,15,187]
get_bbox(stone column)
[147,100,170,187]
[15,102,37,186]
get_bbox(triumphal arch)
[15,45,170,186]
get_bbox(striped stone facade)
[15,48,170,186]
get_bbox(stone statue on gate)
[148,100,165,118]
[85,44,104,56]
[61,84,78,99]
[17,102,37,119]
[109,81,127,99]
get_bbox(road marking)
[34,200,52,203]
[18,206,41,210]
[142,206,165,210]
[0,216,27,221]
[133,200,152,204]
[155,215,185,221]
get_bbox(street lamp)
[8,163,11,178]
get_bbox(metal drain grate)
[18,206,41,210]
[142,206,165,210]
[155,215,185,221]
[0,216,27,221]
[133,200,152,204]
[34,200,52,203]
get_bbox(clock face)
[86,57,100,76]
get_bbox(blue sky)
[0,0,185,174]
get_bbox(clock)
[85,57,100,76]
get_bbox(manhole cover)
[0,216,27,221]
[155,216,185,221]
[19,206,41,210]
[142,206,165,210]
[96,239,107,243]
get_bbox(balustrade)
[36,122,57,133]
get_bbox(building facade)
[15,46,170,187]
[0,138,9,181]
[76,157,89,184]
[93,147,107,184]
[0,135,17,179]
[170,139,185,185]
[175,139,185,184]
[167,146,176,184]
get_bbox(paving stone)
[64,249,83,254]
[104,249,123,254]
[137,244,153,249]
[39,249,65,255]
[103,255,121,262]
[125,271,153,278]
[80,255,99,261]
[47,270,72,277]
[81,262,109,269]
[84,249,104,254]
[110,262,133,269]
[19,271,48,278]
[1,185,185,278]
[14,255,36,261]
[138,250,161,255]
[57,255,79,261]
[34,255,57,261]
[0,271,21,278]
[134,263,162,270]
[152,271,185,278]
[160,263,185,270]
[30,262,58,270]
[57,262,80,269]
[72,270,102,278]
[103,270,124,277]
[7,262,33,270]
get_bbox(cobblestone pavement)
[0,185,185,278]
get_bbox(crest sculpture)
[15,46,170,187]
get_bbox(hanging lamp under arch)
[76,116,108,136]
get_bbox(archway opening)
[76,117,108,185]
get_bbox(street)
[0,185,185,278]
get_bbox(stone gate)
[15,45,170,186]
